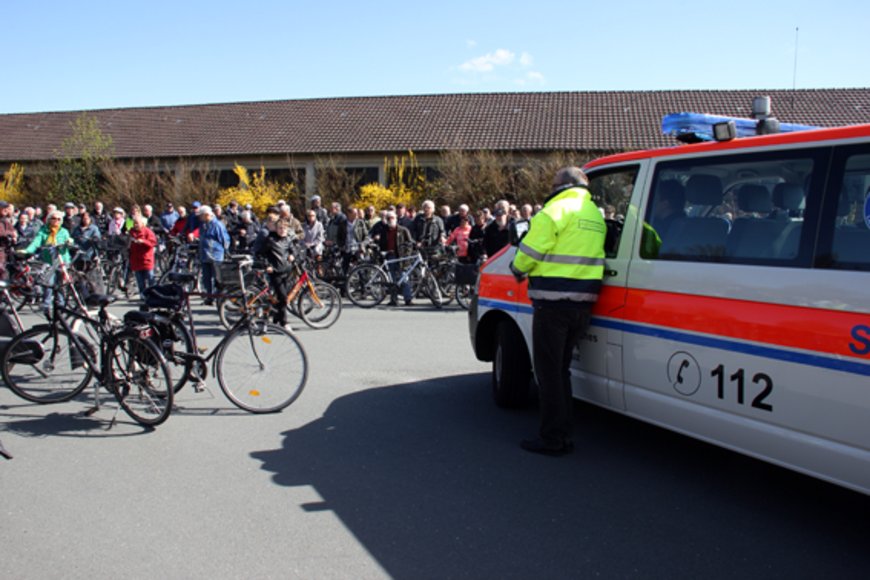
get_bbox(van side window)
[642,150,818,266]
[588,165,638,258]
[828,151,870,270]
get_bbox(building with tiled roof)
[2,89,869,194]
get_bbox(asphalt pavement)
[1,299,868,579]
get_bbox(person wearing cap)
[0,201,17,280]
[62,202,80,233]
[309,195,328,227]
[160,202,180,232]
[106,207,127,236]
[196,205,230,305]
[510,167,606,456]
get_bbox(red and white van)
[470,120,870,495]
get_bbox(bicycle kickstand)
[0,437,12,459]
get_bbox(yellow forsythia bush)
[217,164,297,216]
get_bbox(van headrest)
[685,174,724,206]
[772,183,804,211]
[737,184,773,213]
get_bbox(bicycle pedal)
[194,381,207,393]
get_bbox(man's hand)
[509,262,527,283]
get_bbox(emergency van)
[469,113,870,495]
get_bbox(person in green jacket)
[22,210,73,316]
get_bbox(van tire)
[492,321,532,408]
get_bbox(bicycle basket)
[143,283,185,309]
[215,261,243,290]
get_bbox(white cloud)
[519,52,533,67]
[459,49,516,73]
[466,39,477,48]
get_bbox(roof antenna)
[790,27,799,118]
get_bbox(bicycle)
[216,252,342,331]
[345,245,443,309]
[141,260,308,413]
[5,250,47,309]
[0,279,25,337]
[1,246,174,426]
[157,236,201,292]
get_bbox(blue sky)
[2,0,867,114]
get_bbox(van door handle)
[605,269,618,277]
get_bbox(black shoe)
[404,299,413,306]
[203,299,214,306]
[388,299,398,306]
[520,438,573,456]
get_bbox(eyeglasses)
[49,217,61,221]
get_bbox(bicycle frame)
[380,251,427,289]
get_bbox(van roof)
[583,123,870,170]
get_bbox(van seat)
[660,217,729,259]
[726,185,785,259]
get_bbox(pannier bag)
[143,284,185,310]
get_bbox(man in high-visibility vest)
[510,167,607,456]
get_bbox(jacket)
[198,218,230,263]
[129,226,158,271]
[25,225,73,265]
[257,232,295,277]
[511,186,606,304]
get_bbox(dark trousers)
[268,272,290,326]
[532,301,593,446]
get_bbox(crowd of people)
[0,193,547,319]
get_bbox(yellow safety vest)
[512,186,606,303]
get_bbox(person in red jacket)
[128,215,158,297]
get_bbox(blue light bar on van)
[662,112,820,143]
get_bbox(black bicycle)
[1,246,174,426]
[140,259,308,413]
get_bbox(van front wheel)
[492,322,532,408]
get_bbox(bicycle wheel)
[345,264,387,308]
[1,325,94,403]
[107,332,173,426]
[423,270,444,308]
[295,281,342,329]
[152,314,195,393]
[219,286,270,329]
[215,322,307,413]
[455,284,473,310]
[433,265,457,306]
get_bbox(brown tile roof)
[1,89,869,162]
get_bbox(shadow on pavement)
[251,373,870,579]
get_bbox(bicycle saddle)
[166,272,196,284]
[84,294,116,308]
